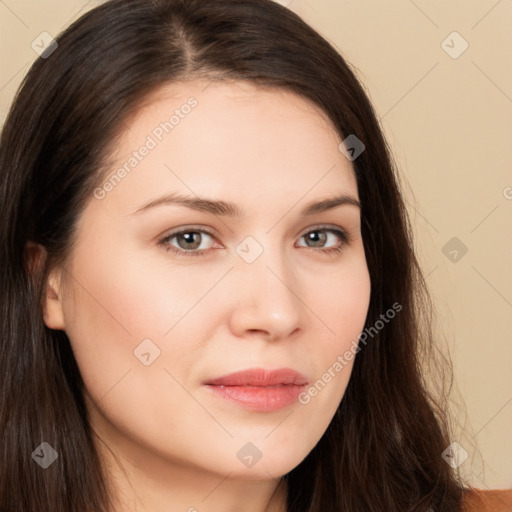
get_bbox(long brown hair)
[0,0,465,510]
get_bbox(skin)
[41,79,371,512]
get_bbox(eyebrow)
[132,192,361,217]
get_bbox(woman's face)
[44,80,371,483]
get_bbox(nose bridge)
[228,234,304,338]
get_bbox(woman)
[0,0,500,510]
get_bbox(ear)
[25,241,66,331]
[44,267,66,330]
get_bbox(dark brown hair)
[0,0,466,510]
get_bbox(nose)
[227,246,304,342]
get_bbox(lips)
[203,368,308,412]
[203,367,308,387]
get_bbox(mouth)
[202,367,309,412]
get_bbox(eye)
[159,225,350,258]
[159,228,219,258]
[296,226,349,255]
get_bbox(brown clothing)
[462,488,512,512]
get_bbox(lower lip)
[205,384,307,412]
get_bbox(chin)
[214,445,311,481]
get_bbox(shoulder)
[461,488,512,512]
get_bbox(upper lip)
[203,367,308,387]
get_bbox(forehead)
[96,79,358,215]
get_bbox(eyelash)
[158,225,350,258]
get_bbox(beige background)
[1,0,511,491]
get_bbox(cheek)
[60,245,226,397]
[298,254,371,408]
[310,252,371,355]
[60,249,217,449]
